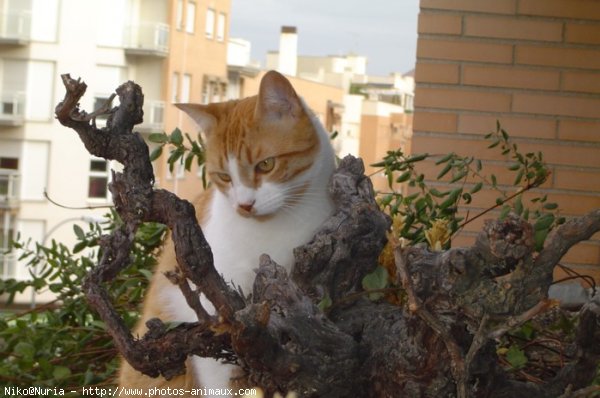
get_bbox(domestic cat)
[118,70,336,396]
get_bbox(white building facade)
[0,0,169,302]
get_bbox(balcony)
[0,91,25,126]
[124,22,169,57]
[0,170,19,209]
[0,252,18,280]
[138,100,165,133]
[0,10,31,45]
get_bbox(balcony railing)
[0,170,19,209]
[0,252,17,280]
[124,22,169,57]
[0,91,25,126]
[139,100,165,133]
[0,10,31,44]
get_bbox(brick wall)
[413,0,600,281]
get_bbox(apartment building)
[0,0,231,304]
[413,0,600,281]
[264,26,415,176]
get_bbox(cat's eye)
[217,173,231,183]
[256,157,275,173]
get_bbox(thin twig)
[488,300,555,340]
[164,269,211,323]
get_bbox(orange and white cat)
[118,70,336,396]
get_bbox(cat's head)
[176,70,322,219]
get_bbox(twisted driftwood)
[55,76,600,397]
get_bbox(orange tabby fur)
[118,71,335,396]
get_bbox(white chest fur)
[159,99,335,394]
[204,186,332,296]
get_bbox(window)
[201,78,224,104]
[216,13,226,42]
[0,157,19,199]
[171,73,179,103]
[201,82,208,104]
[175,0,184,30]
[31,0,59,42]
[205,9,215,39]
[88,158,109,199]
[0,219,15,279]
[166,160,185,180]
[93,96,113,120]
[185,1,196,33]
[181,74,191,103]
[0,157,18,170]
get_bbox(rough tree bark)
[55,76,600,397]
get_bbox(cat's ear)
[175,103,218,134]
[255,70,302,122]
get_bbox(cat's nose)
[238,201,255,213]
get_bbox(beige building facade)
[0,0,232,304]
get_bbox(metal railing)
[0,252,17,280]
[0,10,31,43]
[124,22,169,56]
[0,91,25,126]
[140,100,165,132]
[0,170,19,208]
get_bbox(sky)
[229,0,420,76]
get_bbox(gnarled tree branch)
[56,75,600,397]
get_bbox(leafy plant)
[148,128,208,188]
[373,122,563,252]
[0,211,165,391]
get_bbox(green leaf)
[406,153,428,163]
[470,182,483,194]
[488,140,500,149]
[14,341,35,359]
[53,366,72,380]
[462,192,472,204]
[362,266,388,300]
[90,320,106,330]
[73,241,87,254]
[513,322,535,340]
[149,145,163,162]
[437,163,452,180]
[435,152,454,165]
[148,132,168,143]
[318,294,332,311]
[514,195,523,216]
[500,205,511,220]
[476,159,483,171]
[514,169,524,186]
[450,170,467,183]
[73,224,85,240]
[505,345,528,370]
[395,170,412,183]
[429,188,448,198]
[534,213,555,231]
[543,202,558,210]
[184,152,194,171]
[534,228,549,251]
[170,128,183,146]
[439,188,462,210]
[139,269,153,281]
[167,148,184,171]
